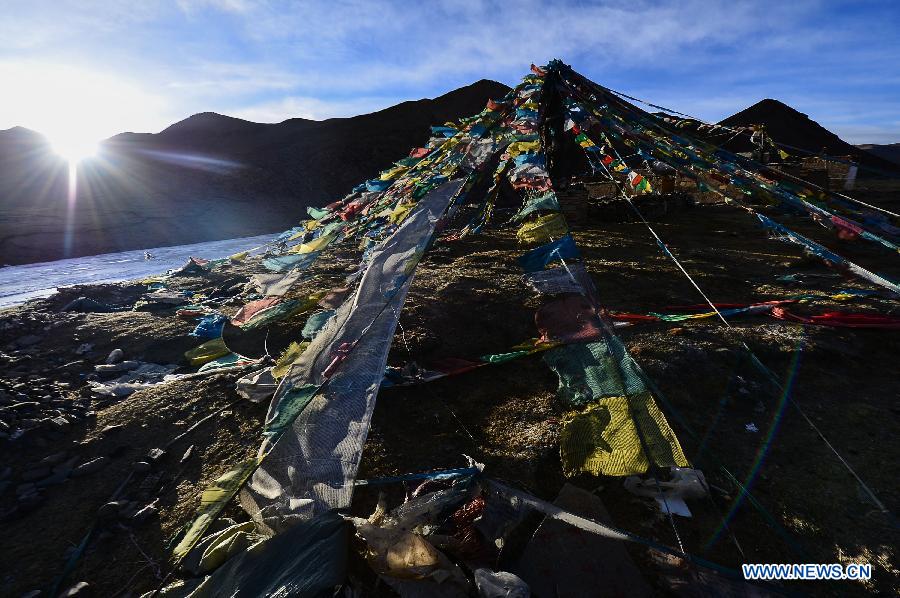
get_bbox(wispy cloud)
[1,0,898,144]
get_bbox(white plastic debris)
[474,568,530,598]
[623,467,708,518]
[745,422,759,433]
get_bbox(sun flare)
[51,135,98,163]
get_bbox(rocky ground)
[0,183,898,597]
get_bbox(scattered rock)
[16,482,36,495]
[131,500,159,524]
[97,500,125,520]
[133,461,151,473]
[100,424,124,435]
[180,445,194,463]
[36,470,69,487]
[16,334,42,347]
[75,343,94,355]
[21,466,51,482]
[105,348,124,364]
[94,361,140,374]
[46,416,71,431]
[39,451,67,465]
[71,456,109,477]
[59,581,91,597]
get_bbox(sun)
[51,134,98,163]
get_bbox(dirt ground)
[0,181,898,597]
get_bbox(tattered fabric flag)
[535,295,603,344]
[190,314,227,339]
[365,179,392,192]
[198,352,260,373]
[559,393,689,477]
[523,263,587,296]
[185,338,231,366]
[307,206,330,219]
[289,232,337,255]
[252,270,304,297]
[273,342,310,379]
[518,234,581,273]
[512,192,561,222]
[262,252,321,273]
[516,213,569,245]
[302,309,336,340]
[627,171,653,194]
[173,457,263,560]
[232,298,282,327]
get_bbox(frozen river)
[0,233,278,308]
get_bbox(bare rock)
[105,348,124,364]
[59,581,91,597]
[71,456,108,477]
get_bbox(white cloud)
[227,94,397,122]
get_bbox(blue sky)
[2,0,899,145]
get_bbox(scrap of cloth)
[516,212,568,244]
[232,298,282,327]
[544,337,688,476]
[262,252,321,273]
[559,394,689,477]
[240,179,464,525]
[523,264,587,295]
[771,307,900,329]
[252,270,304,297]
[518,234,580,272]
[512,191,561,223]
[535,295,603,343]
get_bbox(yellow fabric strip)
[184,338,230,366]
[516,213,569,244]
[559,392,688,477]
[507,140,541,157]
[289,232,336,254]
[173,457,263,560]
[273,341,310,379]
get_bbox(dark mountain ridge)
[718,98,899,173]
[0,79,509,265]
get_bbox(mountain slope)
[857,143,900,166]
[718,99,898,173]
[0,79,509,265]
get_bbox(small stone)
[16,482,36,495]
[53,457,78,475]
[131,500,159,523]
[40,451,67,465]
[100,424,124,435]
[147,447,166,461]
[105,348,124,364]
[36,470,69,487]
[18,492,43,510]
[75,343,94,355]
[71,456,109,477]
[59,581,91,597]
[16,334,42,347]
[180,445,194,463]
[21,466,51,482]
[98,500,125,519]
[133,461,151,473]
[47,416,71,431]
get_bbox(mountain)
[856,142,900,166]
[0,79,509,265]
[718,98,899,173]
